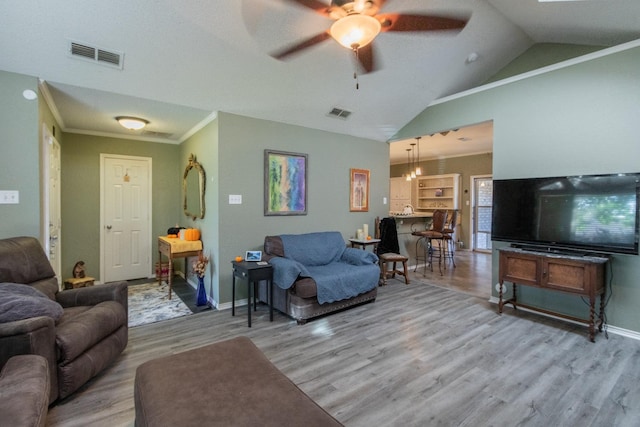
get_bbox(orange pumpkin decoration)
[235,256,243,262]
[184,228,201,241]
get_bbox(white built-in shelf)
[414,173,460,213]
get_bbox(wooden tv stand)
[498,247,609,342]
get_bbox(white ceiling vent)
[327,107,352,120]
[68,40,124,69]
[142,130,173,139]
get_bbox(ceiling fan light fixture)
[330,14,381,49]
[116,116,149,130]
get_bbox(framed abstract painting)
[264,150,308,216]
[350,168,369,212]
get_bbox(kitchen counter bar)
[388,216,432,268]
[389,213,433,219]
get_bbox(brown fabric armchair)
[0,354,50,427]
[0,236,128,403]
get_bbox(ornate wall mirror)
[183,153,206,220]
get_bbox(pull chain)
[353,45,360,90]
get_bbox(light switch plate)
[229,194,242,204]
[0,190,19,204]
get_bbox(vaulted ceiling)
[1,0,639,160]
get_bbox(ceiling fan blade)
[271,31,331,60]
[281,0,332,17]
[378,13,468,32]
[356,43,379,74]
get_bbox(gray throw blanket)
[270,232,379,304]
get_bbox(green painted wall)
[179,118,220,304]
[150,112,390,308]
[209,112,389,307]
[485,43,605,83]
[395,44,640,333]
[59,134,181,280]
[390,152,493,249]
[0,71,40,239]
[3,87,389,308]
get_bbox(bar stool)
[411,210,447,275]
[442,210,457,268]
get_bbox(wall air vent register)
[68,40,124,69]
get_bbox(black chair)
[375,217,410,285]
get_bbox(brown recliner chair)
[0,236,128,403]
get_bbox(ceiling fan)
[271,0,469,75]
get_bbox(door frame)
[470,174,493,253]
[40,124,62,285]
[99,153,153,283]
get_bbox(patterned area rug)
[128,282,192,327]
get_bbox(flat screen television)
[491,173,640,255]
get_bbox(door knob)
[106,225,112,230]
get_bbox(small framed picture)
[350,168,370,212]
[245,251,262,262]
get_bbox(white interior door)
[101,154,152,282]
[41,125,62,285]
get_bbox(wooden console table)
[498,247,608,342]
[158,236,202,299]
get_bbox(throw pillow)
[0,282,64,323]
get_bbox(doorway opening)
[41,125,62,285]
[471,175,492,252]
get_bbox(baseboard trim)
[217,301,237,311]
[488,296,640,342]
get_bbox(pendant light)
[410,143,417,179]
[405,148,412,181]
[414,137,422,176]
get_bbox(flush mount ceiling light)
[116,116,149,130]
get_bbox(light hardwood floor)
[47,251,640,426]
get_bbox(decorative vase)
[196,276,207,306]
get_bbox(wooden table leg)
[247,279,252,328]
[232,274,236,317]
[269,279,273,322]
[254,282,258,312]
[589,295,596,342]
[598,291,605,332]
[168,254,173,300]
